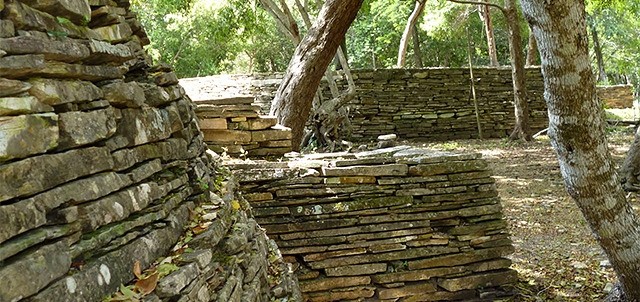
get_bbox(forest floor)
[406,125,637,301]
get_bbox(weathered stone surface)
[38,61,126,81]
[83,38,133,64]
[0,54,45,78]
[58,108,118,149]
[0,35,90,62]
[0,113,58,162]
[326,263,387,277]
[0,241,71,302]
[198,118,227,130]
[93,22,132,43]
[372,266,466,284]
[251,126,292,142]
[322,164,408,177]
[408,160,488,176]
[299,276,371,293]
[156,263,199,298]
[0,78,31,97]
[4,1,99,40]
[115,107,174,147]
[0,224,80,262]
[0,20,14,38]
[248,116,277,130]
[29,78,103,105]
[102,81,145,108]
[0,147,114,202]
[203,129,251,143]
[0,96,53,116]
[140,82,172,107]
[438,269,517,291]
[20,0,91,25]
[378,283,437,300]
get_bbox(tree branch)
[447,0,506,15]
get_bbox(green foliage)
[131,0,292,77]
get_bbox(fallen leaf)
[133,261,143,279]
[135,272,159,295]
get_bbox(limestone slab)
[0,113,58,162]
[0,146,114,202]
[251,127,292,142]
[0,35,90,62]
[58,108,118,149]
[0,96,53,116]
[20,0,91,25]
[28,78,103,105]
[198,118,227,130]
[93,22,132,43]
[0,54,45,78]
[299,276,371,293]
[437,269,517,291]
[0,78,31,97]
[102,81,145,108]
[322,164,408,177]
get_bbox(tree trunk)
[525,25,539,66]
[520,1,640,300]
[411,24,424,68]
[478,0,499,66]
[270,0,363,150]
[505,0,532,141]
[588,14,608,84]
[397,0,425,68]
[620,127,640,191]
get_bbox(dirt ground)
[404,125,636,301]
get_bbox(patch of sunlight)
[477,148,504,158]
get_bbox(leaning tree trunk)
[520,1,640,300]
[478,0,499,66]
[270,0,363,150]
[505,0,532,141]
[397,0,425,67]
[411,24,424,68]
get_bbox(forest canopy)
[132,0,640,89]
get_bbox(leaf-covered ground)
[407,126,636,301]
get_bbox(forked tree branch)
[447,0,506,15]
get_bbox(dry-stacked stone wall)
[227,146,516,301]
[597,84,634,109]
[181,68,549,141]
[0,0,298,301]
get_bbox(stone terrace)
[227,146,516,301]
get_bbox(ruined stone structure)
[182,69,549,141]
[179,78,293,158]
[228,146,516,301]
[0,0,298,301]
[597,84,634,109]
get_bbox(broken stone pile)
[0,0,297,301]
[597,84,634,109]
[180,80,293,158]
[227,146,516,301]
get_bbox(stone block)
[198,118,227,130]
[20,0,91,25]
[378,283,437,300]
[0,20,15,38]
[203,129,251,143]
[407,246,514,270]
[58,108,118,149]
[259,139,292,148]
[248,116,277,130]
[83,38,133,64]
[0,96,53,116]
[0,223,80,262]
[115,107,174,147]
[37,61,126,81]
[0,35,90,62]
[299,276,371,293]
[0,241,71,302]
[0,54,45,78]
[0,78,30,97]
[408,160,488,176]
[101,81,145,108]
[438,269,517,291]
[325,263,387,277]
[322,164,408,177]
[0,113,58,162]
[93,22,133,43]
[155,263,199,298]
[0,146,114,203]
[247,147,292,157]
[29,78,103,105]
[4,1,98,40]
[372,266,466,284]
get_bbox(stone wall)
[597,84,634,109]
[0,0,297,301]
[227,146,516,301]
[181,68,549,141]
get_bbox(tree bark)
[620,127,640,191]
[270,0,363,150]
[588,14,608,84]
[411,24,424,68]
[525,25,539,66]
[505,0,532,141]
[478,0,499,66]
[397,0,425,68]
[520,1,640,300]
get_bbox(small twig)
[447,0,507,15]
